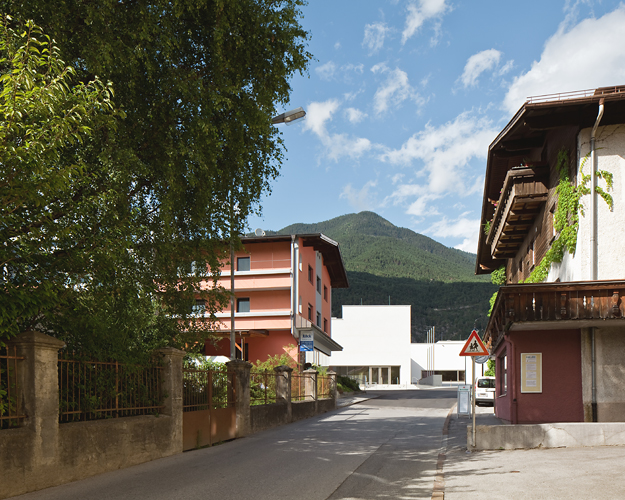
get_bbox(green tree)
[0,17,120,343]
[1,2,312,358]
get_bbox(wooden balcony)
[485,280,625,351]
[486,167,548,259]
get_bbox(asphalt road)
[13,389,457,500]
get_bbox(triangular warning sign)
[459,330,489,356]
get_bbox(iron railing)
[183,368,235,411]
[250,370,277,406]
[317,374,334,399]
[0,346,26,429]
[58,356,164,423]
[291,372,314,401]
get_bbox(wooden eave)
[484,280,625,352]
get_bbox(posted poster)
[521,353,542,393]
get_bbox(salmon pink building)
[204,233,348,365]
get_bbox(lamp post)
[229,107,306,361]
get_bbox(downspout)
[291,235,298,340]
[590,98,604,281]
[589,98,604,422]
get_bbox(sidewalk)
[441,407,625,499]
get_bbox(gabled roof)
[476,85,625,274]
[240,233,349,288]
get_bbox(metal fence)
[183,368,235,411]
[1,346,26,429]
[58,356,164,423]
[317,374,334,399]
[250,370,277,406]
[291,372,314,401]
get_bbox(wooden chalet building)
[476,85,625,424]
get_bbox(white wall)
[410,341,482,383]
[323,305,412,385]
[549,124,625,282]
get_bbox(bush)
[337,376,360,392]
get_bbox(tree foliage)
[1,2,312,357]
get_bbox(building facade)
[204,234,348,365]
[476,85,625,423]
[323,305,480,387]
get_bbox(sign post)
[459,330,489,449]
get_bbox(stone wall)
[0,333,184,500]
[0,341,337,499]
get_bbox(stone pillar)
[274,365,293,422]
[9,331,65,467]
[226,359,252,438]
[157,347,185,453]
[327,370,338,408]
[303,368,318,402]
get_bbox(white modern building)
[321,305,482,388]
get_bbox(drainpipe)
[590,98,604,281]
[591,328,597,422]
[589,99,603,423]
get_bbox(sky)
[247,0,625,253]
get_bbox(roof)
[476,85,625,274]
[240,233,349,288]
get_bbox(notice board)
[521,353,542,393]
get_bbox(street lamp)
[271,107,306,124]
[229,107,306,360]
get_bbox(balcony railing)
[486,167,548,259]
[486,280,625,350]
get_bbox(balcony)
[486,167,548,259]
[486,280,625,351]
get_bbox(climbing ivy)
[487,266,506,317]
[524,149,613,283]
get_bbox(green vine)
[483,220,491,236]
[487,266,506,317]
[524,149,613,283]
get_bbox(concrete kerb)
[336,393,380,408]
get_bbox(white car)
[475,376,495,406]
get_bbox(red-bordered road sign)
[459,330,489,356]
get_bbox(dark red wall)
[494,329,583,424]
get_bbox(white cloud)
[334,41,341,50]
[340,181,379,211]
[460,49,502,88]
[504,6,625,114]
[304,99,373,161]
[303,99,340,137]
[402,0,449,45]
[426,216,481,253]
[363,23,389,54]
[316,61,337,81]
[373,67,424,114]
[315,61,364,83]
[380,111,498,194]
[345,107,367,123]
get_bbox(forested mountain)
[272,212,496,342]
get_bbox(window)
[316,276,321,294]
[316,311,321,327]
[308,304,312,321]
[323,285,328,301]
[323,318,327,333]
[192,299,206,315]
[308,265,313,283]
[499,352,507,396]
[237,298,250,313]
[237,256,250,272]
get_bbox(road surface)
[13,389,456,500]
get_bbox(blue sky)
[247,0,625,253]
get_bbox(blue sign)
[299,332,314,352]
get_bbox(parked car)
[475,376,495,406]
